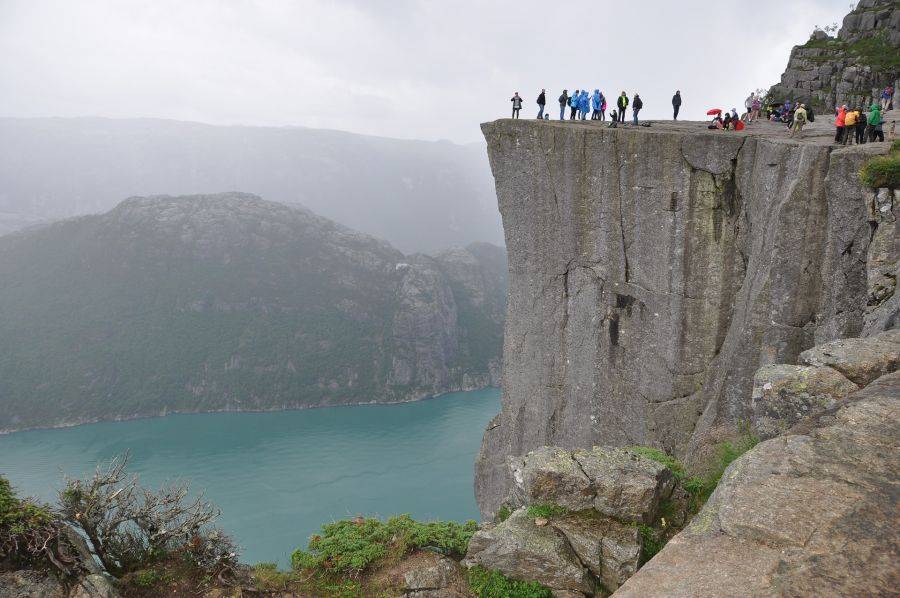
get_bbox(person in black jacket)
[558,90,568,120]
[632,94,643,125]
[537,89,546,119]
[672,91,682,120]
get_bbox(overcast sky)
[1,0,854,144]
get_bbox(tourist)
[608,110,618,128]
[570,90,579,120]
[617,92,629,123]
[579,90,590,120]
[600,93,607,121]
[869,103,884,142]
[843,107,858,145]
[510,92,523,118]
[790,103,808,138]
[751,96,761,122]
[558,90,569,120]
[722,112,733,130]
[591,89,602,120]
[881,85,894,111]
[536,89,546,119]
[855,108,868,144]
[835,105,847,143]
[672,90,682,120]
[744,93,754,121]
[632,94,643,125]
[544,112,550,120]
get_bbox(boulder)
[463,508,595,595]
[69,575,120,598]
[549,513,641,592]
[400,552,470,597]
[512,447,595,511]
[0,570,65,598]
[573,447,674,524]
[799,331,900,386]
[750,364,859,439]
[615,375,900,597]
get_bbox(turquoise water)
[0,388,500,566]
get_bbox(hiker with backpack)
[617,92,629,123]
[510,92,523,118]
[536,89,546,119]
[558,90,569,120]
[790,104,808,138]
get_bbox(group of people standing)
[835,103,886,144]
[512,89,646,124]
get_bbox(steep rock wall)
[475,119,893,516]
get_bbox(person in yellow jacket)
[790,104,808,137]
[843,108,859,145]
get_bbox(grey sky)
[1,0,853,144]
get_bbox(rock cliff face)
[475,118,896,516]
[769,0,899,112]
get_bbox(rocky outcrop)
[769,0,899,112]
[475,116,895,517]
[616,370,900,597]
[465,446,687,595]
[0,571,121,598]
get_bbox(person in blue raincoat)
[579,90,590,120]
[591,89,602,120]
[570,89,580,120]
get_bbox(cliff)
[769,0,899,111]
[475,117,897,517]
[0,193,505,432]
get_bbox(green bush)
[0,476,57,566]
[497,505,512,522]
[291,515,478,575]
[637,524,663,563]
[525,504,568,519]
[860,152,900,189]
[467,566,553,598]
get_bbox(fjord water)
[0,388,500,566]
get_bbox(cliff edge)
[475,116,896,517]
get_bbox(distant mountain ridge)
[0,193,506,432]
[0,117,502,253]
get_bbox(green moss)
[628,446,685,478]
[467,566,553,598]
[526,504,568,519]
[845,33,900,71]
[291,515,478,575]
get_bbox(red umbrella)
[707,108,722,116]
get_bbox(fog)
[1,0,853,144]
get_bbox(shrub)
[525,504,568,519]
[253,562,295,591]
[860,152,900,189]
[0,475,73,573]
[291,515,478,576]
[637,524,663,563]
[497,505,512,522]
[467,566,553,598]
[58,455,238,578]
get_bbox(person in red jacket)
[835,105,847,143]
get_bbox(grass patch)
[846,33,900,71]
[637,524,663,563]
[291,515,477,576]
[525,504,568,519]
[467,566,553,598]
[252,562,297,591]
[860,143,900,189]
[497,505,512,522]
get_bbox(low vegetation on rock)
[860,140,900,189]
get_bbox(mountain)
[0,117,502,253]
[0,193,506,432]
[769,0,898,112]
